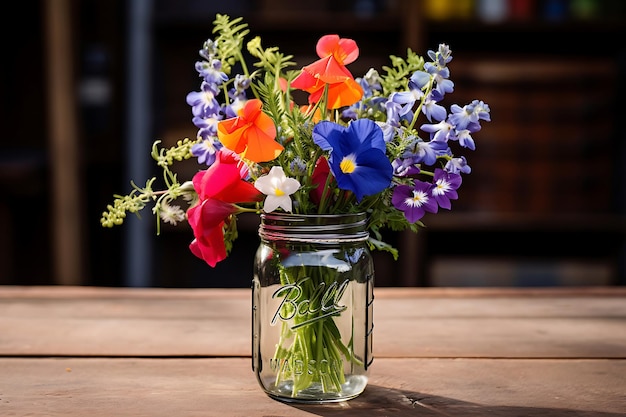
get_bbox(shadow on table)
[290,384,622,417]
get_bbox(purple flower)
[195,59,228,86]
[422,90,447,122]
[392,138,438,177]
[455,129,476,150]
[312,119,393,202]
[388,70,431,122]
[425,62,454,96]
[192,111,222,140]
[428,44,453,66]
[385,101,403,128]
[199,39,218,61]
[445,156,472,175]
[390,84,423,119]
[191,137,222,166]
[361,68,383,93]
[186,81,221,118]
[377,121,396,143]
[228,74,251,102]
[431,168,461,210]
[425,44,454,96]
[420,119,456,143]
[449,100,491,132]
[392,158,421,177]
[392,181,438,223]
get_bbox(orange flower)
[306,34,359,83]
[295,73,364,109]
[217,99,283,162]
[291,35,363,109]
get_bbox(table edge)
[1,285,625,299]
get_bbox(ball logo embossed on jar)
[271,277,350,328]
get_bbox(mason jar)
[252,212,374,403]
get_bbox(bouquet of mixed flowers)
[101,14,490,266]
[101,14,490,399]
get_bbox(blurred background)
[1,0,625,288]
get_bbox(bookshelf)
[8,0,622,286]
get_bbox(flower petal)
[301,56,355,84]
[192,150,259,203]
[316,34,359,65]
[331,148,392,201]
[254,166,300,213]
[291,35,363,109]
[313,119,392,201]
[189,224,227,267]
[217,99,283,162]
[239,123,284,162]
[262,195,292,213]
[187,199,236,233]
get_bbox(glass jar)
[252,212,374,403]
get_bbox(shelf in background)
[8,0,623,287]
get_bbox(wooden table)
[1,286,625,416]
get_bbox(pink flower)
[187,150,260,266]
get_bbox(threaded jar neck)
[259,213,369,243]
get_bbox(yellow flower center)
[339,156,356,174]
[274,188,285,196]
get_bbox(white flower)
[157,202,186,225]
[254,166,300,213]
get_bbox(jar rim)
[261,212,367,220]
[259,212,369,243]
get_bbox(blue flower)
[390,78,425,119]
[455,129,476,150]
[313,119,393,202]
[420,119,456,143]
[195,59,228,86]
[385,101,403,128]
[422,90,447,122]
[228,74,251,102]
[191,137,222,166]
[391,137,443,177]
[186,81,221,118]
[445,156,472,175]
[449,100,491,132]
[191,111,222,140]
[199,39,218,61]
[425,44,454,96]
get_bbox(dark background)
[2,0,625,288]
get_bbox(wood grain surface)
[1,286,624,416]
